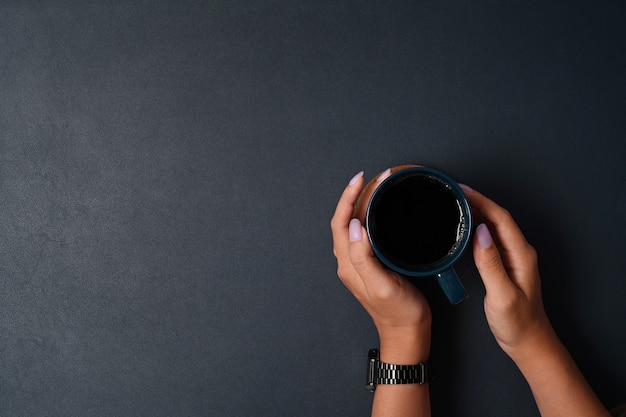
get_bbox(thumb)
[348,219,389,284]
[473,223,515,297]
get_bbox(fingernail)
[349,171,364,186]
[349,218,363,242]
[459,183,473,194]
[476,223,493,248]
[376,168,391,182]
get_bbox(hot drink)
[357,165,472,304]
[368,173,464,270]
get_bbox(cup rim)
[365,166,472,277]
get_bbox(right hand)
[463,186,611,417]
[463,187,553,357]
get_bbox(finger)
[464,188,533,258]
[348,218,398,298]
[466,187,538,295]
[352,168,391,222]
[473,223,517,298]
[331,172,364,230]
[331,172,365,257]
[332,172,369,297]
[336,260,368,302]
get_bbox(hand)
[463,186,552,357]
[464,186,610,417]
[331,172,431,363]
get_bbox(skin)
[466,186,610,417]
[330,172,610,417]
[331,171,431,417]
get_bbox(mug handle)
[436,269,468,304]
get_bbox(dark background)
[1,1,625,416]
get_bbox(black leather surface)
[1,1,625,416]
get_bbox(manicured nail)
[459,183,473,194]
[349,171,364,186]
[377,168,391,182]
[349,218,363,242]
[476,223,493,248]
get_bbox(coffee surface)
[369,174,462,269]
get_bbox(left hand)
[331,172,431,361]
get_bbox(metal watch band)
[367,349,430,391]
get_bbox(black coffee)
[368,174,463,269]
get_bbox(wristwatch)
[366,348,430,392]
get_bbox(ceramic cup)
[354,165,472,304]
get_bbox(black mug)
[354,165,472,304]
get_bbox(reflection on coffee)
[368,174,463,269]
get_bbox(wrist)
[504,320,559,365]
[378,323,431,364]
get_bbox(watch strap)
[367,348,430,391]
